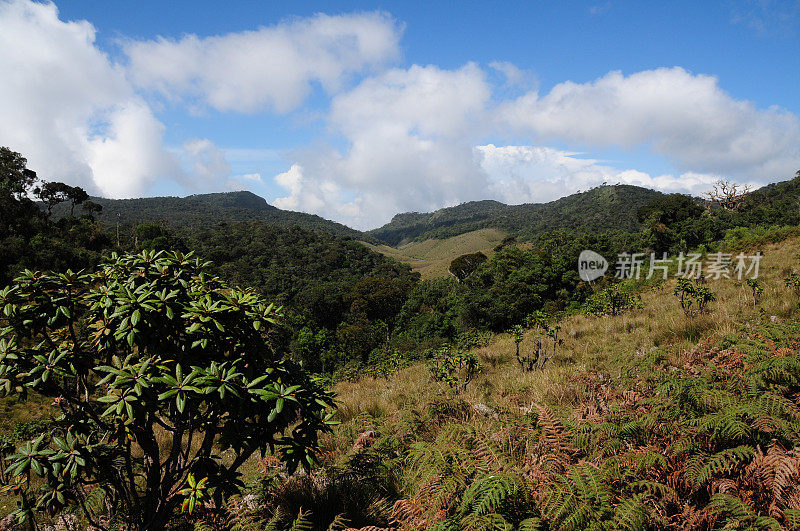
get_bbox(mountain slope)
[363,227,507,279]
[368,185,664,246]
[325,235,800,529]
[53,191,368,240]
[738,174,800,226]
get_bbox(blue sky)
[58,1,800,103]
[1,0,799,228]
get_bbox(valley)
[3,144,800,528]
[363,228,507,279]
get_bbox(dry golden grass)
[333,237,800,431]
[363,228,507,279]
[6,237,800,522]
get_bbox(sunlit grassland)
[329,236,800,444]
[363,228,507,279]
[4,235,800,523]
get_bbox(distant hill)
[368,185,665,246]
[50,175,800,249]
[737,174,800,226]
[52,191,368,241]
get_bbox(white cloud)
[500,67,800,181]
[477,144,745,204]
[279,139,742,229]
[124,12,403,114]
[274,64,493,228]
[478,144,616,203]
[179,138,231,190]
[4,1,798,228]
[588,2,612,15]
[275,64,800,229]
[273,164,360,218]
[88,101,178,197]
[729,0,800,37]
[221,172,264,193]
[0,0,177,197]
[488,61,536,90]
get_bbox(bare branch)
[704,179,751,210]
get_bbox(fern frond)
[83,485,108,518]
[288,509,314,531]
[695,445,755,486]
[518,517,543,531]
[710,493,781,529]
[535,405,574,455]
[542,465,612,528]
[630,479,674,499]
[709,493,758,520]
[698,388,738,412]
[612,493,649,530]
[696,409,751,442]
[456,473,521,516]
[459,512,513,531]
[327,513,350,531]
[755,392,800,420]
[633,450,667,473]
[782,508,800,530]
[392,498,423,524]
[472,436,507,469]
[684,453,708,488]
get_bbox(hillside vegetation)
[299,235,800,530]
[6,145,800,528]
[50,191,368,241]
[8,231,796,528]
[364,228,507,279]
[368,185,663,246]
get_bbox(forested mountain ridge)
[50,185,665,248]
[50,190,370,241]
[45,174,800,255]
[368,184,665,245]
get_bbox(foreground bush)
[0,251,336,530]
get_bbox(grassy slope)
[320,236,800,527]
[4,235,800,524]
[363,228,507,279]
[336,237,800,418]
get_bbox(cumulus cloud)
[489,61,536,91]
[477,144,743,205]
[87,101,178,197]
[273,64,800,228]
[273,64,493,228]
[273,164,360,218]
[478,144,616,203]
[500,67,800,181]
[5,1,799,227]
[178,138,231,191]
[0,0,178,197]
[124,12,403,113]
[278,137,739,229]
